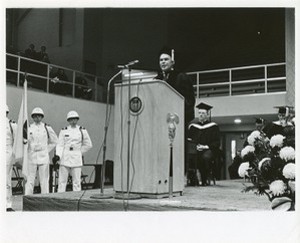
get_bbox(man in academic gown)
[187,102,220,186]
[264,106,295,148]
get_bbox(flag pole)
[21,78,29,180]
[13,76,29,193]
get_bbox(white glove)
[196,144,209,151]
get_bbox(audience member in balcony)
[24,44,37,60]
[264,106,295,148]
[50,68,71,95]
[23,44,38,75]
[37,45,50,63]
[36,45,50,78]
[75,77,93,100]
[7,45,17,54]
[155,46,195,183]
[53,111,92,192]
[6,105,17,212]
[187,102,220,186]
[25,107,58,195]
[6,46,19,85]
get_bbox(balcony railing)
[187,63,286,99]
[7,53,286,102]
[6,53,105,102]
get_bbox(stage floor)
[22,180,270,211]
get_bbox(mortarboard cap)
[158,46,175,61]
[274,106,294,116]
[196,102,213,111]
[255,117,264,124]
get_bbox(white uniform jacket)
[56,125,92,167]
[6,118,17,165]
[28,122,58,165]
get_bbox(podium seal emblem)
[130,96,143,115]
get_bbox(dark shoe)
[187,177,199,186]
[6,208,15,212]
[200,182,209,186]
[187,181,199,187]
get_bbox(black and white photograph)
[1,1,299,242]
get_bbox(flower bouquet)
[238,130,295,211]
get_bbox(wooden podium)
[113,79,184,198]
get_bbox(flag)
[13,80,29,179]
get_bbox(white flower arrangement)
[238,162,250,178]
[279,146,295,162]
[239,121,295,210]
[258,157,271,170]
[247,130,262,146]
[269,134,285,148]
[241,145,255,158]
[282,163,295,180]
[288,181,295,193]
[269,180,287,196]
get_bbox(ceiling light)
[234,118,242,124]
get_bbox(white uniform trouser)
[6,163,13,208]
[25,164,49,195]
[58,166,81,192]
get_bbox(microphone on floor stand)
[90,70,123,200]
[167,113,179,199]
[114,59,142,205]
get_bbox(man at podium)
[155,46,195,183]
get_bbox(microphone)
[166,113,179,143]
[117,60,139,69]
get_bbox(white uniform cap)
[31,107,44,117]
[67,111,79,120]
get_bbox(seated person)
[228,150,243,179]
[37,46,50,63]
[23,44,39,78]
[50,68,71,95]
[36,45,50,77]
[187,102,220,186]
[24,43,37,60]
[75,77,92,100]
[264,106,295,148]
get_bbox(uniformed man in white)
[54,111,92,192]
[6,105,17,211]
[26,107,58,195]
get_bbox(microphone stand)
[90,70,122,199]
[169,141,173,199]
[127,67,132,199]
[114,66,141,204]
[167,113,179,199]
